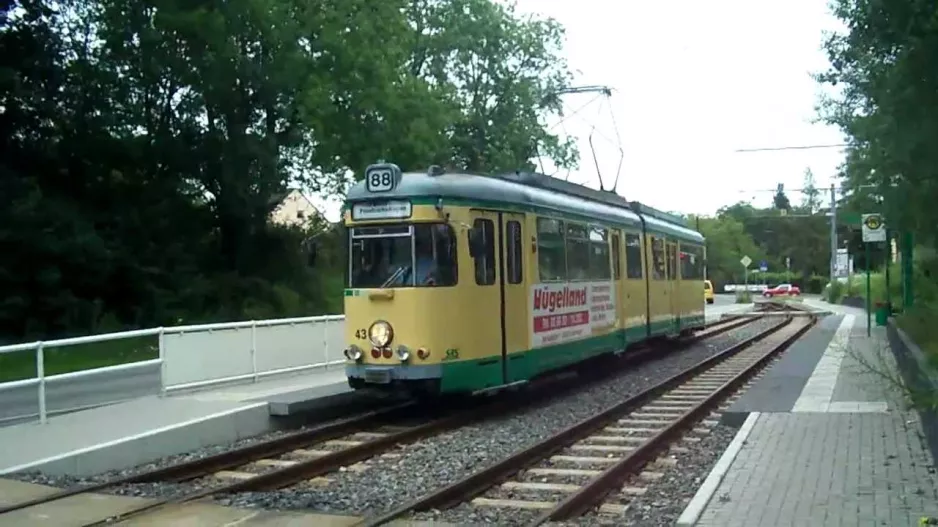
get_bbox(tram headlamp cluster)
[368,320,393,347]
[344,345,363,361]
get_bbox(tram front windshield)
[349,224,458,288]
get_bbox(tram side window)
[651,237,666,280]
[666,243,677,280]
[536,218,566,281]
[589,227,611,280]
[565,223,591,280]
[506,220,523,284]
[681,245,703,280]
[625,233,643,279]
[473,219,496,285]
[611,233,621,280]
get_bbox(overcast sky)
[311,0,847,221]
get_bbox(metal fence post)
[37,342,47,424]
[158,327,167,396]
[322,320,329,369]
[251,321,258,383]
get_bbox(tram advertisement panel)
[530,281,617,347]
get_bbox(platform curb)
[675,412,762,526]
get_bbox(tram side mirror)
[468,227,484,258]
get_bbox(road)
[705,293,747,320]
[0,361,161,426]
[0,295,746,426]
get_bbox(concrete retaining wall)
[886,318,938,465]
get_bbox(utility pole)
[829,183,837,282]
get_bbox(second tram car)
[342,163,706,395]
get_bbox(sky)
[309,0,848,221]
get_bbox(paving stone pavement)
[685,312,938,526]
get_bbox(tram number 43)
[442,348,459,361]
[354,329,367,339]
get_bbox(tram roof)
[345,169,704,243]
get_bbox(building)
[268,189,319,227]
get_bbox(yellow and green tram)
[341,163,706,395]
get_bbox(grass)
[0,335,158,383]
[735,291,753,303]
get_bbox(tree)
[406,0,578,173]
[801,168,821,213]
[0,0,580,341]
[691,214,765,289]
[772,184,791,212]
[818,0,938,246]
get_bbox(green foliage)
[0,0,575,345]
[690,200,830,293]
[826,280,846,304]
[735,291,752,304]
[819,0,938,405]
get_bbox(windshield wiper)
[380,266,409,288]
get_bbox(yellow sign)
[861,213,886,243]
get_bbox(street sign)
[740,255,752,268]
[759,260,768,272]
[862,213,886,243]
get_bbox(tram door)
[467,209,527,388]
[467,210,504,389]
[501,213,527,383]
[667,241,680,334]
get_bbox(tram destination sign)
[351,200,412,221]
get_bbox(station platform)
[0,367,374,478]
[678,304,938,526]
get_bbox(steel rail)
[354,315,797,527]
[0,401,417,514]
[4,310,764,525]
[532,316,815,523]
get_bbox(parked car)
[763,283,801,298]
[704,280,714,304]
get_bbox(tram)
[341,163,706,395]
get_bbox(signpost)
[740,255,752,294]
[861,213,886,336]
[759,260,768,273]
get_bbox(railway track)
[356,314,815,527]
[0,312,766,526]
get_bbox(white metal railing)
[0,315,346,424]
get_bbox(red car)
[763,283,801,297]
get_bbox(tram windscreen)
[349,224,458,288]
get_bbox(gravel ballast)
[222,318,777,516]
[8,316,774,523]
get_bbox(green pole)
[884,232,891,314]
[866,242,871,337]
[902,231,914,308]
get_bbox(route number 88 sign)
[365,163,401,193]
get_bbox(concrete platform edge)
[720,314,843,426]
[676,412,762,526]
[0,403,272,477]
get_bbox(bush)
[805,274,828,294]
[826,280,845,303]
[735,291,752,303]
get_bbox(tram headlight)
[368,320,393,347]
[344,345,363,361]
[396,345,411,361]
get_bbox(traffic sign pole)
[861,213,886,337]
[866,242,871,337]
